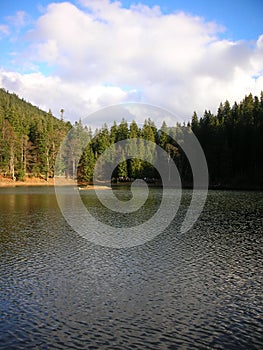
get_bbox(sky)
[0,0,263,128]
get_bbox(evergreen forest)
[1,88,263,189]
[0,88,71,181]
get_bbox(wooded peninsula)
[0,88,263,189]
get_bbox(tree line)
[77,92,263,189]
[192,92,263,188]
[1,88,263,188]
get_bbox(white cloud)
[1,11,30,40]
[0,0,263,128]
[0,24,10,38]
[0,69,132,125]
[6,11,28,28]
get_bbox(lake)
[0,187,262,349]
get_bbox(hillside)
[0,88,71,181]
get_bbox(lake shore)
[0,176,111,189]
[0,176,262,191]
[0,176,55,187]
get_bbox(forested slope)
[1,87,263,189]
[0,88,71,181]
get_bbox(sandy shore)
[0,176,111,189]
[0,176,55,187]
[78,185,111,190]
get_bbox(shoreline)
[0,177,55,187]
[0,177,262,191]
[0,176,111,190]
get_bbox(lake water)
[0,187,262,349]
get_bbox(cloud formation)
[0,0,263,128]
[0,24,9,39]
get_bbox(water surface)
[0,187,262,349]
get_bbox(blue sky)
[0,0,262,126]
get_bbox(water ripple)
[0,188,262,349]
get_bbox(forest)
[0,88,263,189]
[0,88,71,181]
